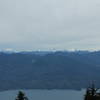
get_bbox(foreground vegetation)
[16,91,28,100]
[85,84,100,100]
[15,84,100,100]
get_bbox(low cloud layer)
[0,0,100,51]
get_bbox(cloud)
[0,0,100,51]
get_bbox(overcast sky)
[0,0,100,51]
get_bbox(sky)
[0,0,100,51]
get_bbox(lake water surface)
[0,89,86,100]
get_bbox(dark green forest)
[0,51,100,91]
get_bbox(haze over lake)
[0,89,85,100]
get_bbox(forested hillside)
[0,51,100,91]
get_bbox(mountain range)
[0,51,100,91]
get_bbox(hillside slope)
[0,51,100,90]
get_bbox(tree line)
[15,84,100,100]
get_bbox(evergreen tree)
[84,84,100,100]
[16,91,28,100]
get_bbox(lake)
[0,89,86,100]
